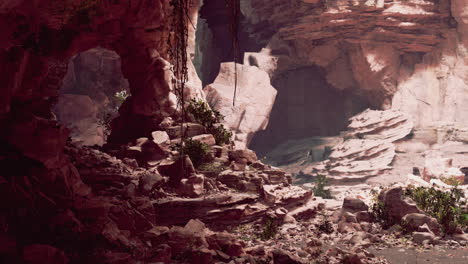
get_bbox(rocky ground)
[2,109,467,264]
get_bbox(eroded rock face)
[239,0,468,125]
[346,109,414,142]
[204,63,277,149]
[307,109,413,180]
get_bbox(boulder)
[378,187,422,223]
[151,131,170,144]
[272,249,306,264]
[178,174,205,197]
[412,232,436,245]
[342,197,369,213]
[138,172,164,194]
[165,123,205,139]
[148,244,172,263]
[204,63,277,149]
[127,137,167,165]
[355,211,373,223]
[228,149,258,164]
[191,134,216,146]
[157,156,195,187]
[263,185,312,205]
[153,193,266,226]
[402,213,441,235]
[217,170,261,192]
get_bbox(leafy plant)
[114,90,129,105]
[404,186,467,234]
[312,175,332,199]
[181,138,210,168]
[370,189,394,229]
[210,124,233,145]
[186,99,221,127]
[441,176,462,186]
[258,218,278,241]
[317,212,334,234]
[198,161,227,173]
[186,99,233,145]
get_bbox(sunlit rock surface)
[304,109,413,180]
[204,62,277,149]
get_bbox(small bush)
[186,99,232,145]
[186,99,222,127]
[441,176,462,186]
[209,124,233,145]
[181,138,210,168]
[114,90,129,104]
[258,218,278,241]
[317,212,334,234]
[312,175,332,199]
[198,161,227,173]
[404,186,467,234]
[370,189,394,229]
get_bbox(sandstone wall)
[239,0,467,130]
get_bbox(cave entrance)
[54,47,129,146]
[249,66,369,164]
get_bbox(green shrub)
[209,124,233,145]
[317,211,334,234]
[312,175,332,199]
[198,161,227,173]
[186,99,222,127]
[258,218,278,241]
[181,138,210,168]
[186,99,233,145]
[404,186,467,234]
[370,191,394,229]
[441,176,462,186]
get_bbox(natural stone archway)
[0,0,206,149]
[54,47,129,146]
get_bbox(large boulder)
[204,63,277,149]
[342,197,369,213]
[378,187,422,223]
[402,213,441,235]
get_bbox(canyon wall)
[194,0,468,153]
[238,0,467,129]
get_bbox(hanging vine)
[224,0,241,106]
[168,0,191,160]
